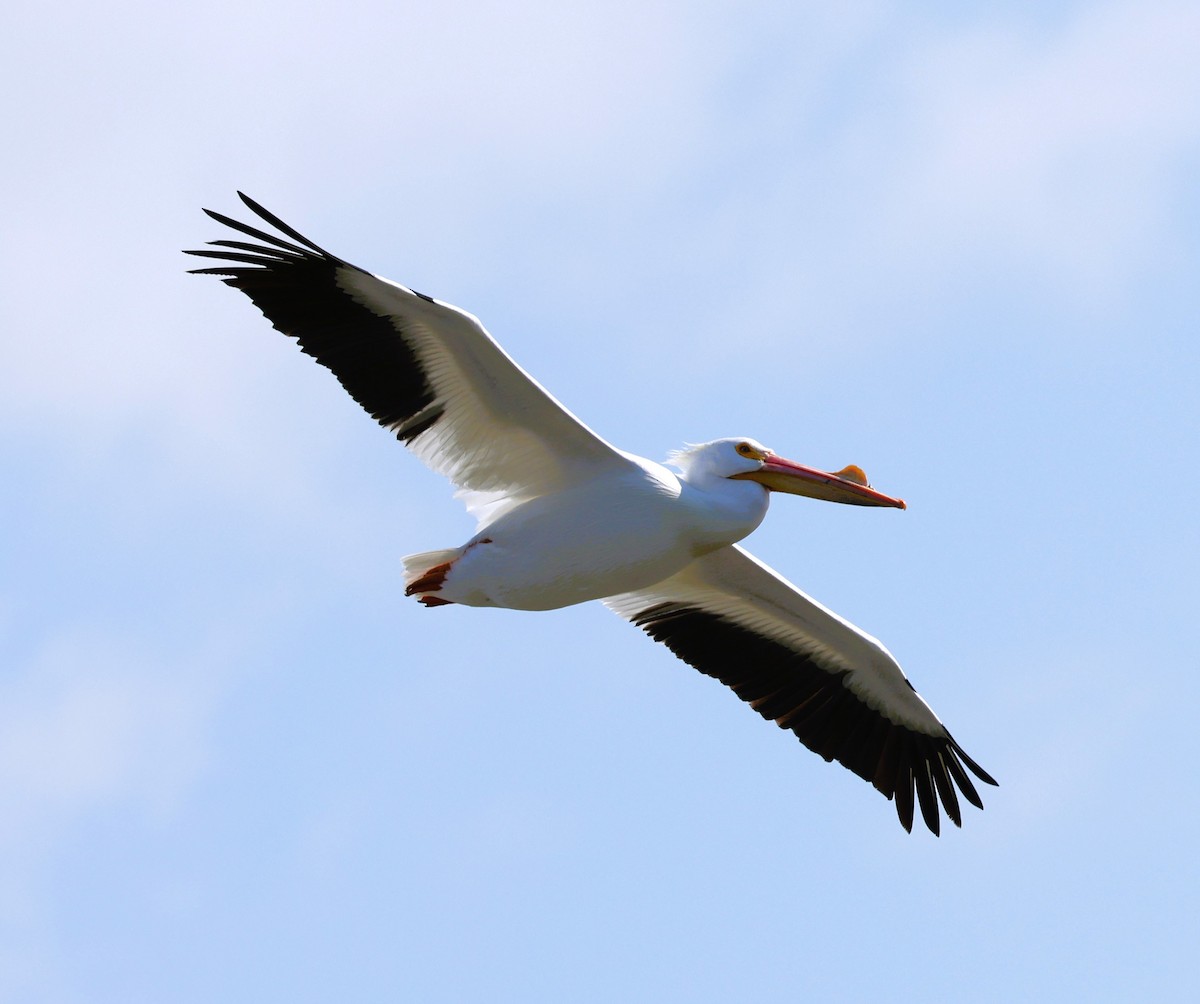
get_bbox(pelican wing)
[605,545,996,834]
[186,193,631,524]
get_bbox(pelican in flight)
[187,193,996,835]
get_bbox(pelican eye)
[736,442,758,458]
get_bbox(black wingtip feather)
[184,248,294,268]
[200,207,315,257]
[894,760,915,834]
[189,195,443,445]
[236,191,341,259]
[209,238,308,259]
[931,751,962,828]
[943,752,985,811]
[914,756,941,836]
[951,736,1000,787]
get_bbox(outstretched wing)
[605,545,997,834]
[186,193,633,525]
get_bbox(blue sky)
[3,1,1198,1000]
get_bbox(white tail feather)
[401,548,461,588]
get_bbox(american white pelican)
[187,193,997,835]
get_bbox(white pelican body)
[407,450,770,610]
[188,194,997,835]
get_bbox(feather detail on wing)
[186,193,632,526]
[604,545,997,834]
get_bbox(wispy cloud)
[676,0,1200,368]
[0,629,216,852]
[890,0,1200,298]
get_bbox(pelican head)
[672,438,906,508]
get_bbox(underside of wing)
[186,193,632,525]
[605,545,997,834]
